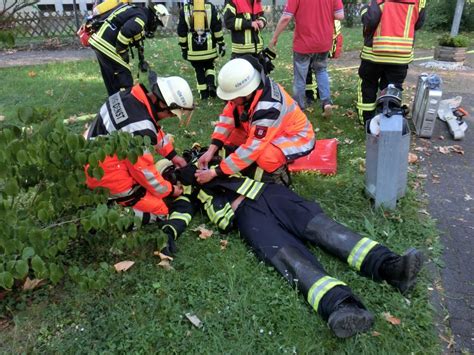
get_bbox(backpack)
[76,0,131,47]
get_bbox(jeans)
[293,52,331,110]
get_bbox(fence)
[5,4,361,40]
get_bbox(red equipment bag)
[288,138,338,175]
[77,24,92,47]
[330,33,343,59]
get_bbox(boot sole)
[398,248,425,294]
[328,308,374,338]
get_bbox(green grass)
[0,30,444,353]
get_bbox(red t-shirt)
[284,0,344,54]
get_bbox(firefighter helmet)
[154,76,195,125]
[216,58,262,101]
[376,84,402,117]
[155,159,177,184]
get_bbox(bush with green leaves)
[438,33,470,47]
[424,0,474,32]
[0,108,167,291]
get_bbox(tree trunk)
[450,0,465,37]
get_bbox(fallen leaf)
[154,251,174,262]
[418,209,430,216]
[343,109,356,119]
[438,135,445,140]
[23,277,46,291]
[414,146,426,152]
[382,312,401,325]
[28,71,37,78]
[192,224,213,239]
[0,318,11,331]
[158,259,174,271]
[220,239,228,250]
[439,334,456,349]
[438,146,450,154]
[408,153,418,164]
[372,331,382,337]
[114,260,135,272]
[343,138,354,145]
[185,313,203,328]
[0,115,5,122]
[45,89,54,97]
[464,194,473,201]
[451,145,464,155]
[417,174,427,179]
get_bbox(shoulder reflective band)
[347,237,379,271]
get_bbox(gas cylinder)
[193,0,206,35]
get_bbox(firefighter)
[195,56,315,186]
[89,3,170,96]
[177,0,226,100]
[357,0,426,125]
[84,74,195,252]
[162,151,425,338]
[223,0,267,58]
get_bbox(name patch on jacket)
[109,92,128,124]
[270,80,281,102]
[254,125,268,139]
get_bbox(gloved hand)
[161,230,177,257]
[217,43,226,58]
[117,49,129,63]
[139,60,149,73]
[181,49,188,60]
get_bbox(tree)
[450,0,466,36]
[0,0,39,26]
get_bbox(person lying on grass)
[156,147,424,338]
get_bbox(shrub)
[0,30,15,47]
[0,108,166,291]
[438,33,470,47]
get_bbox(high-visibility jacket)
[89,4,150,68]
[360,0,426,64]
[211,76,316,176]
[223,0,267,54]
[85,84,177,214]
[177,2,225,61]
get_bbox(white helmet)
[156,76,195,125]
[217,58,262,101]
[155,159,173,175]
[151,4,170,28]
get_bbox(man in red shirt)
[270,0,344,116]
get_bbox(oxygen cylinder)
[93,0,130,16]
[365,85,410,210]
[193,0,206,35]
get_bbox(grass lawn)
[0,29,444,353]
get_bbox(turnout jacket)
[89,4,151,68]
[223,0,267,54]
[360,0,426,64]
[211,76,315,176]
[177,2,225,61]
[85,84,177,208]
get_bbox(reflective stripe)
[254,167,264,182]
[117,32,131,45]
[236,178,253,195]
[109,185,139,199]
[254,101,282,112]
[307,276,346,312]
[100,104,115,133]
[89,36,131,68]
[235,18,243,30]
[135,17,145,28]
[347,237,379,271]
[163,224,178,239]
[219,115,234,125]
[404,5,414,38]
[246,181,264,200]
[169,211,192,224]
[175,195,191,203]
[142,169,170,195]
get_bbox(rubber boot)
[328,299,374,338]
[304,213,364,261]
[379,248,424,294]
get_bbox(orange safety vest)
[361,0,424,64]
[212,78,315,175]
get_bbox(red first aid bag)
[77,24,91,47]
[288,138,338,175]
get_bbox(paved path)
[1,47,473,353]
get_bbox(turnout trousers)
[357,59,408,124]
[190,59,217,99]
[95,50,133,96]
[234,184,396,320]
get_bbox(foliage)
[0,29,14,46]
[0,107,169,290]
[424,0,474,32]
[343,0,360,28]
[437,33,470,47]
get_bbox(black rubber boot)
[328,300,374,338]
[208,85,217,98]
[379,248,424,294]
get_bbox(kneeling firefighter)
[158,147,425,338]
[177,0,225,100]
[89,2,170,96]
[85,74,195,253]
[195,56,315,186]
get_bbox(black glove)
[181,49,188,60]
[139,60,149,73]
[161,229,177,257]
[217,43,226,58]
